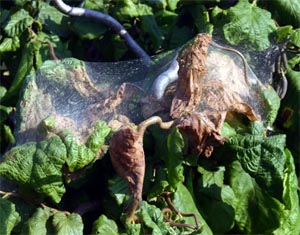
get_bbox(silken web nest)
[3,34,281,226]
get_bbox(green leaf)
[0,86,7,100]
[221,121,237,138]
[0,105,13,123]
[166,0,179,11]
[86,121,111,154]
[197,166,225,188]
[227,160,285,233]
[226,153,300,235]
[223,0,276,50]
[115,0,164,50]
[196,166,237,234]
[62,121,110,172]
[168,25,194,49]
[146,168,169,199]
[2,43,34,104]
[70,17,107,40]
[139,202,172,235]
[273,149,300,235]
[279,68,300,156]
[30,137,67,202]
[261,84,281,126]
[63,133,97,173]
[227,122,286,200]
[0,198,21,235]
[275,25,294,43]
[125,222,142,235]
[0,136,67,203]
[148,0,167,9]
[85,0,105,11]
[38,2,70,38]
[34,32,72,63]
[291,28,300,47]
[165,128,184,191]
[0,37,20,53]
[13,0,31,7]
[115,0,151,20]
[52,212,83,235]
[109,175,130,206]
[0,142,37,184]
[140,14,164,50]
[21,207,52,235]
[185,4,213,34]
[288,55,300,69]
[173,183,213,235]
[154,9,178,37]
[4,9,33,37]
[0,124,15,146]
[265,0,300,28]
[92,215,118,235]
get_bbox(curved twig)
[209,41,250,86]
[137,116,174,136]
[0,190,20,198]
[29,26,59,61]
[162,192,200,230]
[53,0,151,66]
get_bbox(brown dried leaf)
[87,83,145,125]
[170,34,212,118]
[227,103,258,121]
[108,115,134,131]
[176,112,226,157]
[68,66,101,98]
[170,34,261,157]
[109,127,145,219]
[88,83,126,120]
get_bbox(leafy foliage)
[0,198,21,235]
[0,0,299,234]
[92,214,119,235]
[0,121,110,203]
[223,0,276,50]
[52,212,84,235]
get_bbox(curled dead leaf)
[109,127,145,221]
[69,67,101,98]
[171,34,212,118]
[170,34,261,157]
[109,116,173,221]
[176,112,226,157]
[227,103,258,122]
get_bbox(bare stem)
[29,27,59,61]
[40,203,70,215]
[0,190,20,199]
[162,192,200,230]
[137,116,174,136]
[209,41,250,86]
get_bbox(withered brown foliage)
[176,112,226,157]
[109,127,145,220]
[170,34,259,157]
[171,34,212,118]
[108,34,262,221]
